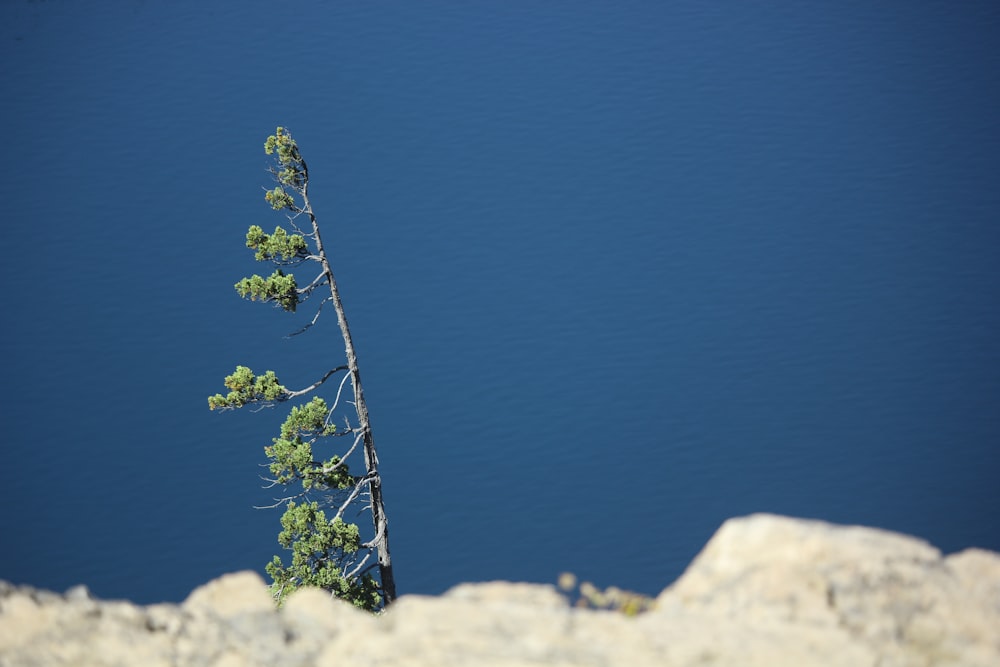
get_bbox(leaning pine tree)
[208,127,395,610]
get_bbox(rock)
[1,514,997,666]
[182,571,274,618]
[280,586,375,657]
[653,513,1000,666]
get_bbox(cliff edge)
[2,513,998,666]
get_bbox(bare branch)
[345,549,374,580]
[254,490,307,510]
[286,297,332,339]
[297,270,329,296]
[327,372,354,418]
[286,213,308,237]
[285,365,349,400]
[259,475,282,489]
[319,431,365,477]
[333,471,376,523]
[266,255,312,268]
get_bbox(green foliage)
[264,187,296,211]
[234,269,299,312]
[208,366,288,410]
[265,501,382,611]
[265,397,354,490]
[557,572,656,617]
[263,127,305,210]
[245,225,308,262]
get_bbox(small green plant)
[557,572,656,616]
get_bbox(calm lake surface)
[1,1,998,603]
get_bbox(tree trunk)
[306,195,396,605]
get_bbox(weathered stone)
[1,514,997,667]
[280,585,375,658]
[655,513,1000,666]
[182,571,274,618]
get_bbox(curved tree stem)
[299,166,396,605]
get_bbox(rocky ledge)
[2,513,998,666]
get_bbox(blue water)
[1,1,998,604]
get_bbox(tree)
[208,127,395,610]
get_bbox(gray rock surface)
[2,513,997,666]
